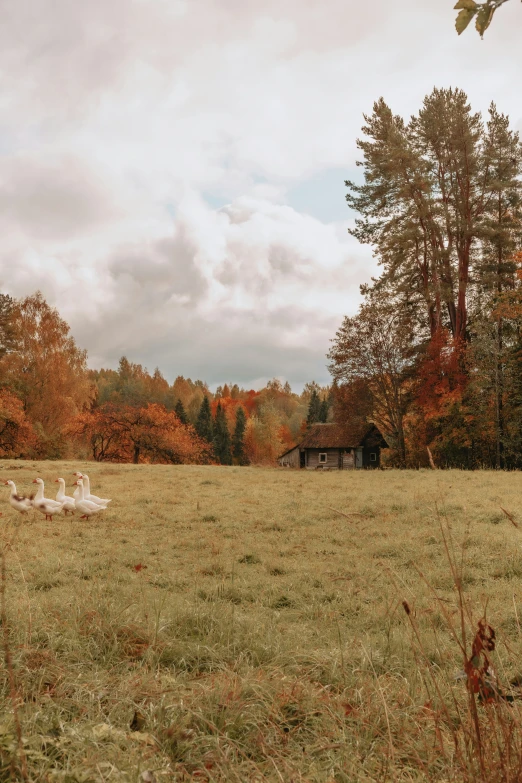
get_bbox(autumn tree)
[0,294,16,364]
[0,389,36,457]
[244,401,284,465]
[171,376,194,409]
[68,403,210,464]
[0,292,93,453]
[332,378,375,434]
[329,296,416,466]
[66,408,128,462]
[411,329,470,467]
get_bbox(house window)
[370,453,377,462]
[319,453,327,464]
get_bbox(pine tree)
[306,389,322,426]
[478,104,522,468]
[174,398,188,425]
[319,398,329,423]
[195,396,213,442]
[233,406,248,465]
[346,88,485,342]
[213,402,232,464]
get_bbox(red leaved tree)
[67,403,211,464]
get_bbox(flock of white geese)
[4,472,112,520]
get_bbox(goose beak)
[32,479,38,484]
[4,481,9,486]
[54,479,59,483]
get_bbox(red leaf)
[133,563,147,572]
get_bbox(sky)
[0,0,521,391]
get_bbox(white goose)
[4,481,34,514]
[72,472,111,505]
[54,478,76,515]
[74,479,107,519]
[32,478,65,521]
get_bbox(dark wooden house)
[278,422,388,470]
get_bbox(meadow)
[2,462,522,782]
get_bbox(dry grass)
[1,462,522,781]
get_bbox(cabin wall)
[304,447,380,469]
[283,443,382,470]
[305,448,341,469]
[279,446,300,468]
[362,446,380,468]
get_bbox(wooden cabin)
[278,422,388,470]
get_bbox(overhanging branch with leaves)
[454,0,518,36]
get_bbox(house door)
[343,451,354,469]
[300,451,306,468]
[355,448,363,468]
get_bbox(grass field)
[2,462,522,782]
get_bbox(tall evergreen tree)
[174,398,188,425]
[318,398,329,423]
[306,389,322,426]
[347,88,486,343]
[213,402,232,465]
[478,104,522,468]
[233,406,248,465]
[195,396,213,442]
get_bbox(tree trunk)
[133,445,140,464]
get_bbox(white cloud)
[0,0,520,387]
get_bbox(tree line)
[329,87,522,469]
[0,292,330,465]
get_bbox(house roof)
[298,422,367,449]
[301,422,389,449]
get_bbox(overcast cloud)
[0,0,520,389]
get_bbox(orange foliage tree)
[68,403,211,464]
[0,389,36,458]
[1,293,94,451]
[278,424,295,451]
[244,402,284,465]
[406,329,470,466]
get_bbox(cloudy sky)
[1,0,520,390]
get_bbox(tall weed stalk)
[402,507,522,783]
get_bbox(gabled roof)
[298,422,388,450]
